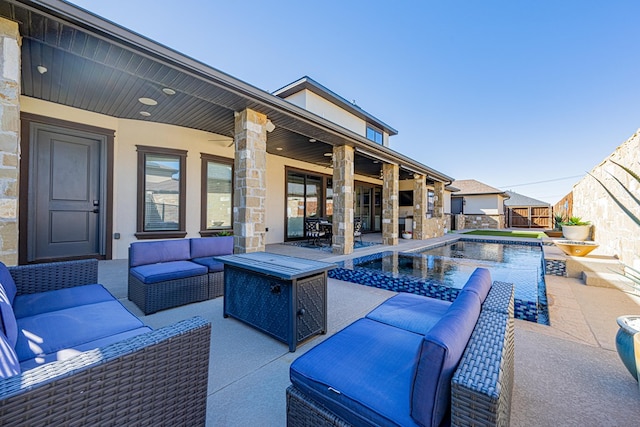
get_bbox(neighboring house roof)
[504,191,550,207]
[273,76,398,136]
[1,0,453,184]
[451,180,509,197]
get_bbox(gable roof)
[273,76,398,136]
[504,191,550,207]
[451,179,508,197]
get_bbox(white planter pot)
[561,225,591,241]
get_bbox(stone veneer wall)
[332,145,354,255]
[571,130,640,268]
[0,19,20,265]
[412,175,427,239]
[233,109,267,253]
[460,214,505,230]
[382,163,399,246]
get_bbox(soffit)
[1,0,449,182]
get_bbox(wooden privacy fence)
[506,206,551,228]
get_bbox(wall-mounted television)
[399,190,413,207]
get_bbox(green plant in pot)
[553,212,566,231]
[561,216,592,241]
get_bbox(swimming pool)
[329,239,549,324]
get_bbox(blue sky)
[70,0,640,204]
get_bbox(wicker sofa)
[0,259,211,426]
[128,236,233,314]
[286,268,515,427]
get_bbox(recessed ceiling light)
[140,111,151,117]
[309,138,316,143]
[323,152,333,157]
[162,88,176,95]
[276,147,283,151]
[138,97,157,106]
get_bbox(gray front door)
[29,127,103,261]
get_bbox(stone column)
[434,181,444,217]
[382,163,399,246]
[0,19,20,266]
[413,175,427,240]
[233,109,267,253]
[332,145,354,255]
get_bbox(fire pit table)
[215,252,336,351]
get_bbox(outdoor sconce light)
[266,120,275,132]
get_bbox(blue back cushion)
[366,293,452,336]
[189,236,234,259]
[0,262,17,304]
[0,331,20,379]
[461,268,492,303]
[0,284,17,347]
[129,239,191,267]
[13,284,114,319]
[411,291,481,427]
[15,300,145,362]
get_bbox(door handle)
[93,208,99,213]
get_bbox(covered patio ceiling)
[2,0,453,182]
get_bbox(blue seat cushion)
[13,284,114,319]
[0,283,17,347]
[129,239,191,268]
[190,236,233,258]
[15,300,146,362]
[366,293,452,335]
[460,268,492,303]
[411,291,481,427]
[290,318,422,427]
[0,331,20,379]
[129,261,207,284]
[19,326,152,371]
[191,257,224,273]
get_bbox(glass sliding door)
[354,183,382,232]
[286,170,332,240]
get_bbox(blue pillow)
[190,236,234,258]
[461,268,492,303]
[0,284,18,348]
[0,262,17,304]
[0,331,20,378]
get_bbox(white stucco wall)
[20,97,389,258]
[281,89,389,146]
[463,194,503,215]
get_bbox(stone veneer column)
[433,181,444,217]
[332,145,354,255]
[0,19,20,266]
[233,109,267,253]
[413,175,427,240]
[382,163,399,246]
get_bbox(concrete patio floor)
[98,234,640,426]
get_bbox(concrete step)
[582,270,632,289]
[566,255,623,279]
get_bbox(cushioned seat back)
[190,236,234,258]
[411,291,482,427]
[129,240,191,267]
[460,267,492,303]
[0,262,17,303]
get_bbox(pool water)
[330,239,548,324]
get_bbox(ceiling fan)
[208,134,234,148]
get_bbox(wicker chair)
[0,260,211,426]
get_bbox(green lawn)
[462,230,548,239]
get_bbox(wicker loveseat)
[128,236,233,314]
[0,259,211,426]
[286,268,515,427]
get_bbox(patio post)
[233,108,267,253]
[332,145,354,255]
[0,18,20,265]
[382,163,399,246]
[413,174,427,239]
